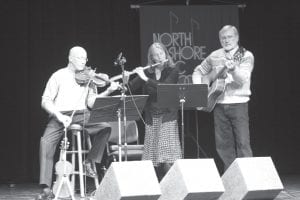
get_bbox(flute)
[109,59,168,82]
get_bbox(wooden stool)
[67,124,99,198]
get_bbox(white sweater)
[192,47,254,104]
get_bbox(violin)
[75,66,111,87]
[52,138,73,198]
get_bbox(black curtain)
[1,0,300,183]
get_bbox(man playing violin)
[36,46,120,200]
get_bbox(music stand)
[157,84,208,158]
[88,95,148,161]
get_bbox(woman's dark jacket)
[127,65,180,125]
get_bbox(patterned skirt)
[142,116,182,167]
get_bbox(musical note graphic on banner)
[169,11,179,33]
[191,18,200,46]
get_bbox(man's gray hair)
[219,25,239,37]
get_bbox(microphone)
[114,52,123,66]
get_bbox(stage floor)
[0,174,299,200]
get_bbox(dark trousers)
[213,103,253,171]
[39,110,111,187]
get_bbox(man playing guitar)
[192,25,254,172]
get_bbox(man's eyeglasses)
[73,56,88,62]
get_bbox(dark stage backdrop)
[139,5,238,78]
[1,0,300,183]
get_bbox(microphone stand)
[179,87,186,157]
[115,54,128,162]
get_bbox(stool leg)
[87,135,99,188]
[76,130,85,198]
[71,134,76,192]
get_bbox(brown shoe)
[83,161,97,178]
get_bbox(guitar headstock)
[60,138,70,151]
[233,47,246,63]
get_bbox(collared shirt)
[193,47,254,104]
[42,67,96,112]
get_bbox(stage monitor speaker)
[159,159,225,200]
[95,160,161,200]
[219,157,284,200]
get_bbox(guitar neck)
[58,149,66,161]
[204,66,227,85]
[215,66,228,79]
[59,138,68,161]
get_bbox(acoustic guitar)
[52,137,73,198]
[199,47,245,112]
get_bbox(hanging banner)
[139,5,239,83]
